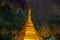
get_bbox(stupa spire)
[27,5,32,22]
[16,5,43,40]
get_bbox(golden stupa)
[16,6,43,40]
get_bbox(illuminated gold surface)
[16,6,43,40]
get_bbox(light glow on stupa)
[16,5,43,40]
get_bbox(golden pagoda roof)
[16,6,43,40]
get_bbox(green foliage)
[0,3,26,40]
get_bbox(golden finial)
[27,5,32,22]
